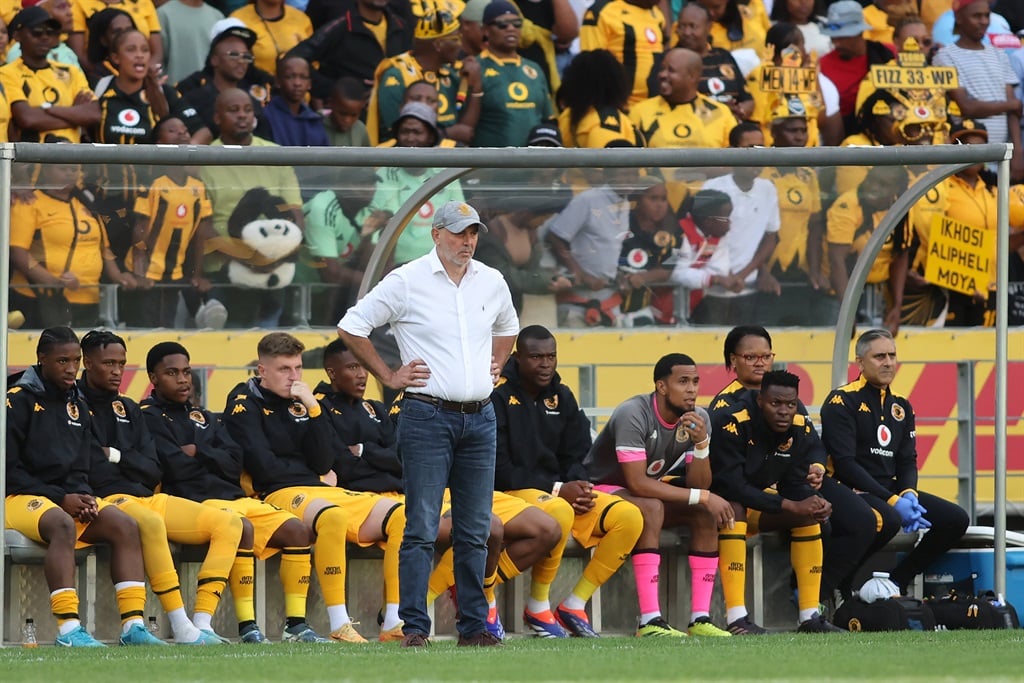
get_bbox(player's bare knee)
[38,509,77,546]
[239,517,255,548]
[100,508,142,549]
[488,515,504,547]
[537,513,562,551]
[632,496,664,526]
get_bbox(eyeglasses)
[489,18,523,29]
[28,26,60,37]
[222,50,255,63]
[736,353,775,364]
[703,215,731,223]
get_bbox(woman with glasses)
[707,325,880,614]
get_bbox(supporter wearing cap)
[179,18,274,139]
[67,0,162,73]
[357,98,469,264]
[0,5,98,142]
[943,116,1002,326]
[745,22,843,146]
[580,0,664,107]
[471,0,554,147]
[557,49,643,148]
[526,121,561,146]
[934,0,1022,176]
[818,0,896,133]
[365,0,466,144]
[460,0,571,93]
[156,0,225,85]
[287,0,411,101]
[229,0,312,75]
[6,0,80,69]
[757,95,830,325]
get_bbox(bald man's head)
[214,88,255,144]
[658,48,702,103]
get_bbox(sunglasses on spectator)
[223,50,256,62]
[489,18,523,29]
[28,26,60,37]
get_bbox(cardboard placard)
[870,65,958,90]
[759,66,818,93]
[924,215,992,296]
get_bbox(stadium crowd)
[3,0,1024,331]
[6,316,969,645]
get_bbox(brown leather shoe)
[400,633,430,648]
[457,631,503,647]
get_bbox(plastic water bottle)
[859,571,901,603]
[147,616,160,637]
[22,618,38,648]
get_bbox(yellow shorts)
[5,494,113,549]
[205,497,296,560]
[507,488,625,550]
[491,490,533,524]
[265,486,393,547]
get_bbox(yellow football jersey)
[580,0,665,107]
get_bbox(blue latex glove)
[903,517,933,533]
[892,494,921,527]
[912,498,929,517]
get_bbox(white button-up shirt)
[338,248,520,402]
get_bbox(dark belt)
[404,392,491,414]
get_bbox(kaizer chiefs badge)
[891,403,905,421]
[289,403,308,418]
[291,493,306,509]
[26,498,43,511]
[66,401,79,420]
[189,409,206,425]
[363,401,377,419]
[544,395,558,410]
[112,400,127,418]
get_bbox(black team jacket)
[80,377,161,498]
[6,366,93,503]
[314,381,403,493]
[140,393,247,502]
[221,378,337,498]
[710,392,823,513]
[492,358,592,492]
[820,375,918,501]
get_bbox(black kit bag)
[927,591,1020,630]
[832,597,937,632]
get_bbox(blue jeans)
[396,398,496,637]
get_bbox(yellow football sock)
[791,524,823,612]
[483,571,499,604]
[280,547,312,619]
[229,550,256,623]
[579,500,643,599]
[382,504,405,605]
[313,506,349,607]
[116,584,147,627]
[530,499,573,601]
[719,521,748,611]
[123,502,186,613]
[51,589,80,628]
[427,549,455,603]
[188,503,242,618]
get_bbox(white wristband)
[108,447,121,464]
[688,488,702,505]
[552,481,563,497]
[692,445,710,460]
[353,443,364,457]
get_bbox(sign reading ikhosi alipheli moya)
[924,215,992,296]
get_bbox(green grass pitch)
[3,630,1024,682]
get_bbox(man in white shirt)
[695,122,781,325]
[338,201,520,648]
